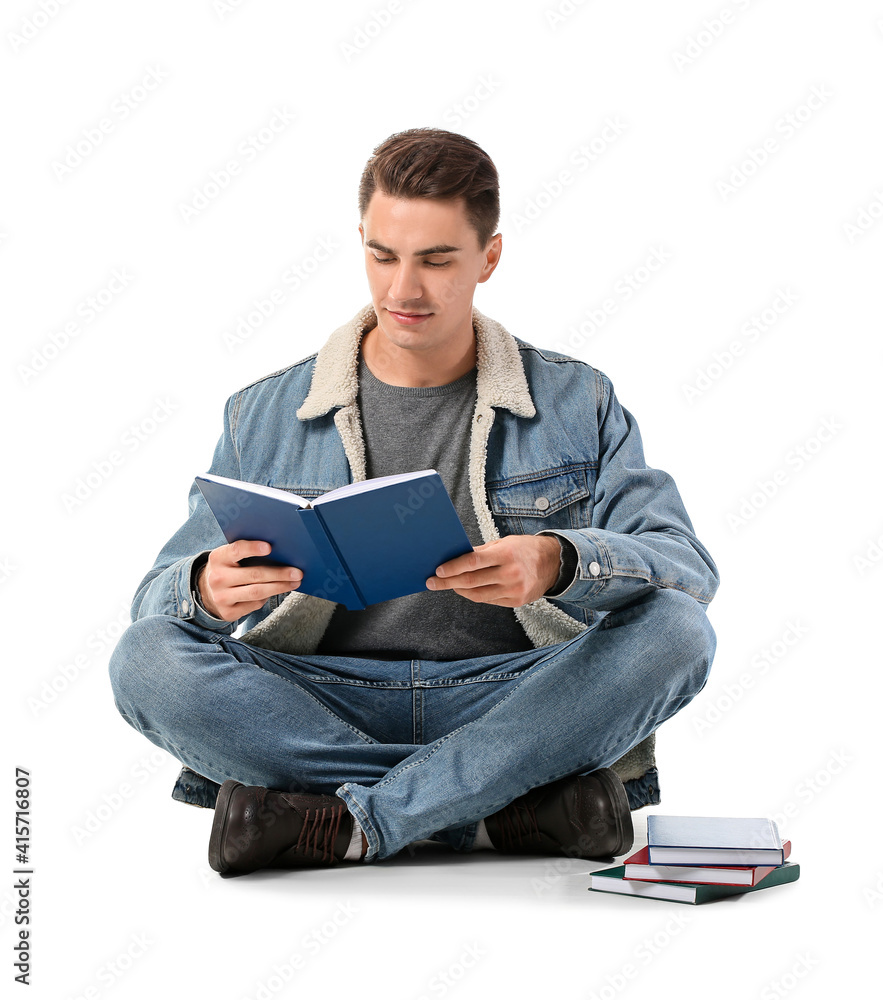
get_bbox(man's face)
[359,190,500,361]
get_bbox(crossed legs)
[109,587,715,860]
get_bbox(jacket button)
[181,600,190,614]
[476,413,483,422]
[534,496,550,511]
[588,561,601,577]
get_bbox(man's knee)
[108,614,199,704]
[655,587,716,695]
[607,587,715,696]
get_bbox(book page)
[198,472,311,508]
[312,469,438,505]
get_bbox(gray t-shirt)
[315,356,537,660]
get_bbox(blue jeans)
[108,587,714,861]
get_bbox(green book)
[588,862,800,904]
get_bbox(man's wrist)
[191,553,208,599]
[542,534,580,597]
[189,551,224,621]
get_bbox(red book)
[623,841,792,886]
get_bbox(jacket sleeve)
[129,394,243,633]
[537,370,719,611]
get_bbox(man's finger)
[434,542,498,578]
[428,569,483,591]
[428,552,503,592]
[227,538,272,563]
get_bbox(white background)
[4,1,881,997]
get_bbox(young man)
[109,128,719,874]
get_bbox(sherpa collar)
[296,303,537,421]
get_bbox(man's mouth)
[387,309,432,324]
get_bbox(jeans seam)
[413,673,533,687]
[371,729,464,788]
[211,655,382,745]
[431,725,654,835]
[367,626,609,792]
[337,785,379,861]
[412,659,423,744]
[288,678,412,689]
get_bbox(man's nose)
[388,261,423,302]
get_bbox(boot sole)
[589,767,634,857]
[208,779,243,874]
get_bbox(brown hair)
[358,127,500,249]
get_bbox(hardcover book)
[623,841,792,886]
[195,469,473,611]
[589,862,800,904]
[646,815,785,866]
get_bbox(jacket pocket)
[487,465,595,536]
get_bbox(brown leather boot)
[208,780,357,874]
[483,768,634,859]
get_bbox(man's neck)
[359,325,477,388]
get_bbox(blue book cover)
[194,470,473,611]
[647,815,784,866]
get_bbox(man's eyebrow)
[365,239,463,256]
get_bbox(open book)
[195,470,473,610]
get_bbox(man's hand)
[196,539,302,622]
[425,534,562,608]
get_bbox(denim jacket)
[133,303,719,810]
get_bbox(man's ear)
[478,233,502,284]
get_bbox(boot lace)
[294,803,347,863]
[494,800,541,850]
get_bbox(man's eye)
[372,256,450,267]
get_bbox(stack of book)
[589,815,800,904]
